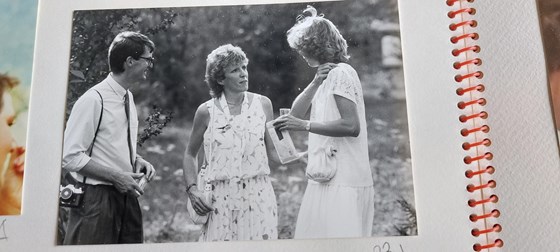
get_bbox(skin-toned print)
[538,0,560,144]
[0,0,36,216]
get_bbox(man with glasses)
[61,31,156,244]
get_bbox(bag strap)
[82,90,104,184]
[202,99,215,171]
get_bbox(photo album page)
[2,0,560,251]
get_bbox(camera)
[59,184,85,207]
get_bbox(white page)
[474,0,560,251]
[0,0,501,251]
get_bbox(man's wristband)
[305,121,311,131]
[186,183,197,193]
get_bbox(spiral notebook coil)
[447,0,503,250]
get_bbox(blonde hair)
[286,6,349,63]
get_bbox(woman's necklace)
[226,101,242,106]
[220,92,247,118]
[226,98,243,106]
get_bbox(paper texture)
[5,0,469,251]
[475,0,560,251]
[4,0,559,251]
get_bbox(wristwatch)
[305,121,311,131]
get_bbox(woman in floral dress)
[182,44,278,241]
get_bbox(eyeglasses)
[138,56,155,67]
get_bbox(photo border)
[2,0,480,251]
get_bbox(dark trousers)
[63,184,143,244]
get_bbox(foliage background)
[59,0,416,243]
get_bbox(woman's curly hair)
[204,44,249,98]
[0,73,19,111]
[286,6,349,64]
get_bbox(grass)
[137,99,416,242]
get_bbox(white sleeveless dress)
[200,92,278,241]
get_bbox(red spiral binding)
[458,98,486,110]
[447,0,502,251]
[453,45,481,56]
[449,20,477,31]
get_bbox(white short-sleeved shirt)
[309,63,373,187]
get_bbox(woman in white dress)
[182,44,279,241]
[273,6,375,238]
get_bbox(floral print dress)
[200,92,278,241]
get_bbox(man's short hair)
[205,44,249,98]
[108,31,155,74]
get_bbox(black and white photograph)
[56,0,416,244]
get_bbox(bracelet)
[305,121,311,131]
[186,183,197,193]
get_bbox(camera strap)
[82,89,104,184]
